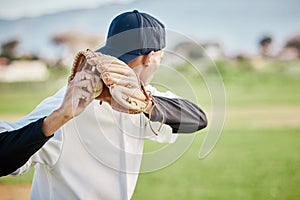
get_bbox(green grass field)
[0,59,300,199]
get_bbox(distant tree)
[278,34,300,60]
[1,38,20,60]
[51,30,104,54]
[285,34,300,57]
[174,41,225,61]
[174,41,205,60]
[50,30,104,67]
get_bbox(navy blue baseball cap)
[96,10,166,63]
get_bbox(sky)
[0,0,132,19]
[0,0,299,56]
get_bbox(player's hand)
[60,69,102,119]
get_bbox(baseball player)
[1,10,207,199]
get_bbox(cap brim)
[96,46,139,63]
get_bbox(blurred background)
[0,0,300,199]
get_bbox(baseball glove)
[69,49,164,135]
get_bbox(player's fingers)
[73,87,93,101]
[82,69,102,90]
[73,71,96,83]
[75,79,94,95]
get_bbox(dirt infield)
[225,105,300,128]
[0,184,31,200]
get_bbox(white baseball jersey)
[10,85,177,200]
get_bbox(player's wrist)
[42,109,72,137]
[56,106,74,121]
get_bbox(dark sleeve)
[0,117,52,177]
[146,96,207,133]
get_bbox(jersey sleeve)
[151,96,207,133]
[145,85,207,133]
[0,86,66,176]
[0,117,50,176]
